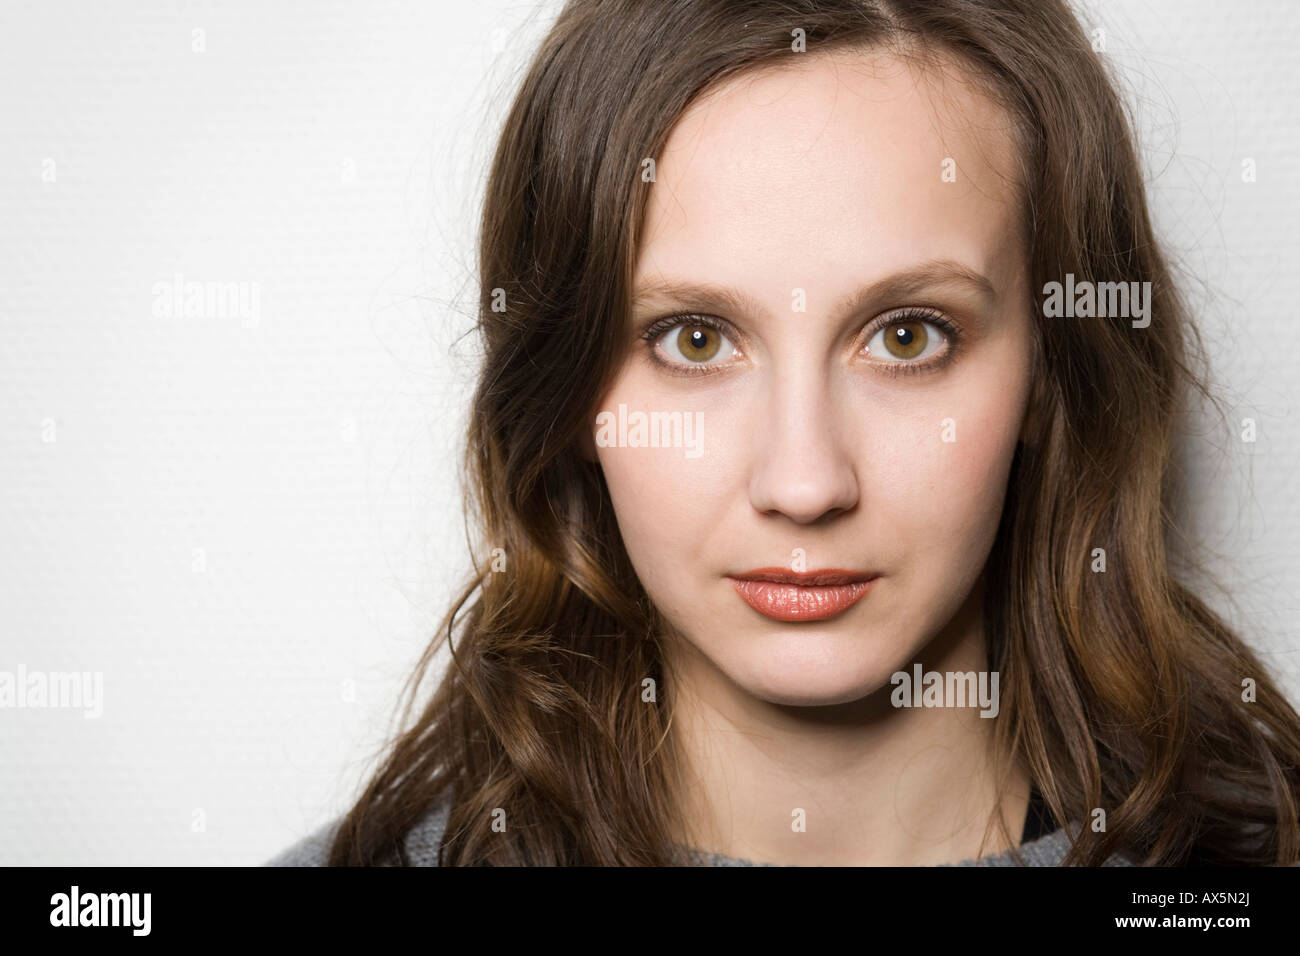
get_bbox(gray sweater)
[266,797,1135,866]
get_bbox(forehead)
[634,47,1025,295]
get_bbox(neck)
[663,579,1030,865]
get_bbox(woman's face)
[589,49,1035,706]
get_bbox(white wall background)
[1,0,1296,865]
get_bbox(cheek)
[598,447,689,557]
[870,379,1025,575]
[597,447,721,632]
[592,398,736,600]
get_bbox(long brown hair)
[328,0,1300,866]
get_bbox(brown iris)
[882,321,927,359]
[675,325,721,362]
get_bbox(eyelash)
[638,308,964,377]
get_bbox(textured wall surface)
[1,0,1297,865]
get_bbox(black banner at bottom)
[1,864,1287,943]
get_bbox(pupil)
[894,327,914,346]
[690,329,708,349]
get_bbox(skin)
[584,47,1037,865]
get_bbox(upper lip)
[729,567,878,586]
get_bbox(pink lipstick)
[727,567,878,622]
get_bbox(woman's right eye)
[650,320,739,371]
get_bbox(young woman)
[270,0,1300,866]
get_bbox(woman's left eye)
[862,317,948,364]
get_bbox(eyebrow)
[631,259,998,319]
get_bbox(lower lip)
[728,577,876,622]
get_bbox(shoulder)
[264,796,455,867]
[264,816,338,867]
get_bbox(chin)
[730,639,905,708]
[743,672,890,708]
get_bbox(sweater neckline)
[676,824,1065,867]
[677,786,1056,866]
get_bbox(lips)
[727,567,878,622]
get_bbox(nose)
[746,368,860,525]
